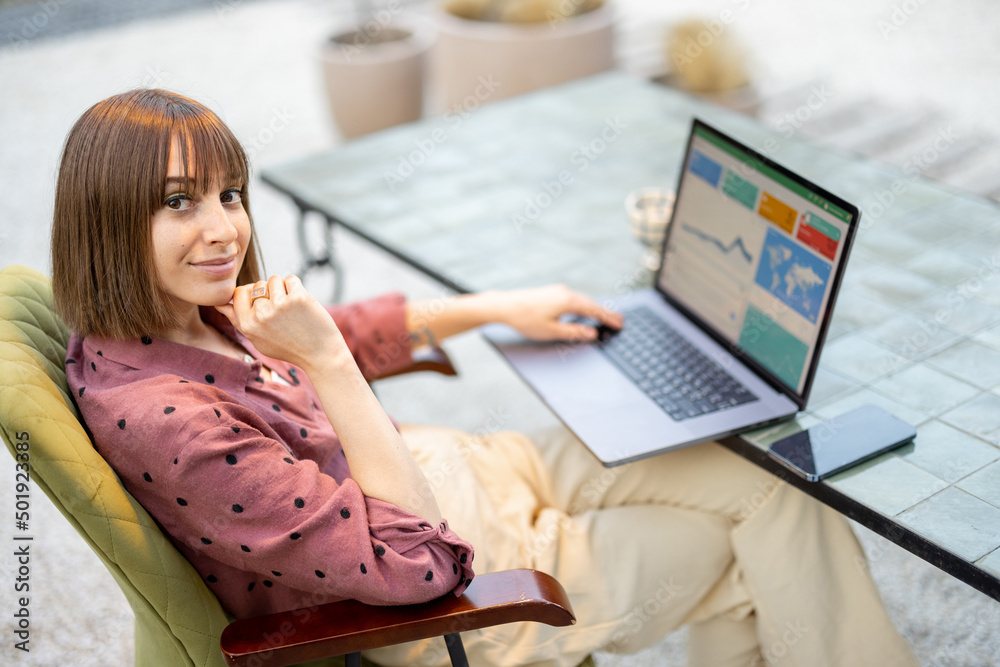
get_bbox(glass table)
[262,71,1000,602]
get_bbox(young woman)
[52,88,917,667]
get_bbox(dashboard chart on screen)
[659,127,851,395]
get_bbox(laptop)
[484,118,860,467]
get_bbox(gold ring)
[250,284,268,305]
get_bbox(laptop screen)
[657,120,857,401]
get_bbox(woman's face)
[150,139,250,315]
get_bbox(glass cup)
[625,187,675,270]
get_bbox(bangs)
[162,105,250,198]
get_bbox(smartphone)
[767,405,916,481]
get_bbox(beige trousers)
[365,424,918,667]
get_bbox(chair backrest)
[0,265,232,666]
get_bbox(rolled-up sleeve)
[98,387,474,608]
[326,293,414,380]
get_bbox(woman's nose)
[203,200,239,244]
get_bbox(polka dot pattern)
[68,312,479,617]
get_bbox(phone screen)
[767,405,916,481]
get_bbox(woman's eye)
[164,194,192,211]
[221,188,243,204]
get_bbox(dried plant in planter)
[443,0,604,23]
[665,18,750,93]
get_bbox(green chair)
[0,264,583,667]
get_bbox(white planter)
[431,4,615,111]
[320,26,431,139]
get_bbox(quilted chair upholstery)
[0,265,358,667]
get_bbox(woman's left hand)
[487,284,623,342]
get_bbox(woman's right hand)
[215,274,351,373]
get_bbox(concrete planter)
[431,3,615,111]
[320,25,431,139]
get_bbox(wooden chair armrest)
[375,345,458,380]
[220,569,575,667]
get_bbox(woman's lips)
[191,255,237,277]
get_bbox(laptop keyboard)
[600,306,758,422]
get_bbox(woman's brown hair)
[51,88,262,339]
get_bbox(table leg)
[294,204,343,303]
